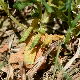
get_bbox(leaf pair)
[18,18,40,50]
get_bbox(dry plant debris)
[8,34,64,69]
[0,44,9,53]
[0,0,80,79]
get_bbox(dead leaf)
[8,47,25,63]
[50,34,65,41]
[8,65,14,79]
[35,46,44,61]
[0,44,9,53]
[41,34,52,47]
[24,35,36,64]
[41,34,65,42]
[25,45,47,69]
[17,46,25,54]
[35,46,47,70]
[26,64,33,69]
[1,65,14,79]
[12,63,19,69]
[9,53,24,63]
[9,34,65,70]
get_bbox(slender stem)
[0,0,27,30]
[48,0,52,5]
[9,15,27,30]
[37,2,42,20]
[53,41,62,79]
[0,0,9,15]
[68,0,72,27]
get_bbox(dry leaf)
[24,35,37,64]
[25,45,47,69]
[26,64,33,69]
[35,46,47,70]
[17,46,25,54]
[24,47,36,64]
[41,34,52,47]
[1,65,14,79]
[8,65,14,79]
[8,47,25,63]
[9,34,65,70]
[50,34,65,41]
[0,44,9,53]
[8,53,24,63]
[12,63,19,69]
[41,34,65,42]
[35,45,44,61]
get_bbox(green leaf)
[13,1,33,10]
[68,0,72,27]
[53,41,62,79]
[0,61,7,69]
[63,72,72,80]
[29,33,41,49]
[39,27,45,34]
[17,0,40,3]
[76,31,80,36]
[42,9,51,23]
[71,13,80,28]
[31,6,39,18]
[65,13,80,43]
[18,27,33,43]
[77,0,80,5]
[51,4,68,21]
[17,0,27,2]
[18,18,39,44]
[40,0,54,12]
[64,29,71,44]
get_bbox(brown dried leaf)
[35,46,44,61]
[0,44,9,53]
[35,46,47,70]
[41,34,52,47]
[8,47,25,63]
[12,63,19,69]
[41,34,65,42]
[50,34,65,41]
[8,53,24,63]
[1,65,14,79]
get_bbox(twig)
[8,34,14,50]
[67,60,80,72]
[0,27,23,37]
[11,48,20,52]
[26,40,63,79]
[19,61,26,80]
[7,65,14,80]
[63,38,80,71]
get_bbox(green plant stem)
[0,0,27,30]
[53,41,62,79]
[0,0,5,10]
[68,0,72,27]
[37,2,42,19]
[9,14,27,30]
[48,0,52,5]
[0,0,9,15]
[71,13,80,28]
